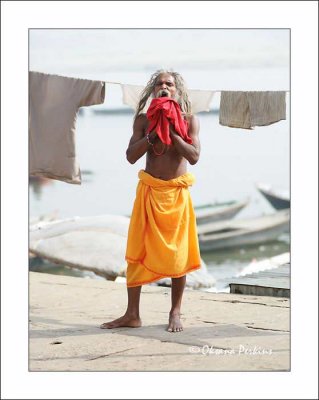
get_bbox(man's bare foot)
[100,313,142,329]
[167,311,183,332]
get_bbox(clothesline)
[104,80,290,93]
[103,79,289,115]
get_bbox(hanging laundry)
[187,89,215,114]
[219,91,286,129]
[146,97,192,145]
[121,84,215,114]
[29,71,105,184]
[121,84,150,112]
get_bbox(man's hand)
[168,116,200,165]
[148,130,158,143]
[169,124,180,140]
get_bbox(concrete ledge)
[230,283,290,298]
[229,264,290,298]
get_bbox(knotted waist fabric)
[125,170,201,287]
[146,97,193,145]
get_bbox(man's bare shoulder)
[186,114,200,141]
[135,113,147,122]
[183,113,197,121]
[134,113,148,129]
[190,114,198,121]
[136,112,147,117]
[185,114,199,128]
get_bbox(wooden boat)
[194,198,249,225]
[256,183,290,210]
[197,209,290,251]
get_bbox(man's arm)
[126,115,157,164]
[170,115,201,165]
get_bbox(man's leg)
[100,285,142,329]
[168,275,186,332]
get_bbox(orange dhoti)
[125,169,201,287]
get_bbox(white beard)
[154,89,180,102]
[155,89,171,98]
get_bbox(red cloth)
[146,97,193,145]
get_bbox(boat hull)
[198,210,290,251]
[195,199,249,225]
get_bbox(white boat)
[29,215,130,280]
[197,209,290,251]
[194,198,249,225]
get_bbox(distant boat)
[195,198,249,225]
[256,183,290,210]
[197,209,290,251]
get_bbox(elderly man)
[100,70,201,332]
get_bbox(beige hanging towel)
[122,84,146,109]
[121,84,215,114]
[187,89,215,114]
[219,91,286,129]
[29,71,105,184]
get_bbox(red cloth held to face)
[146,97,193,145]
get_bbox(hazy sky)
[29,29,290,76]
